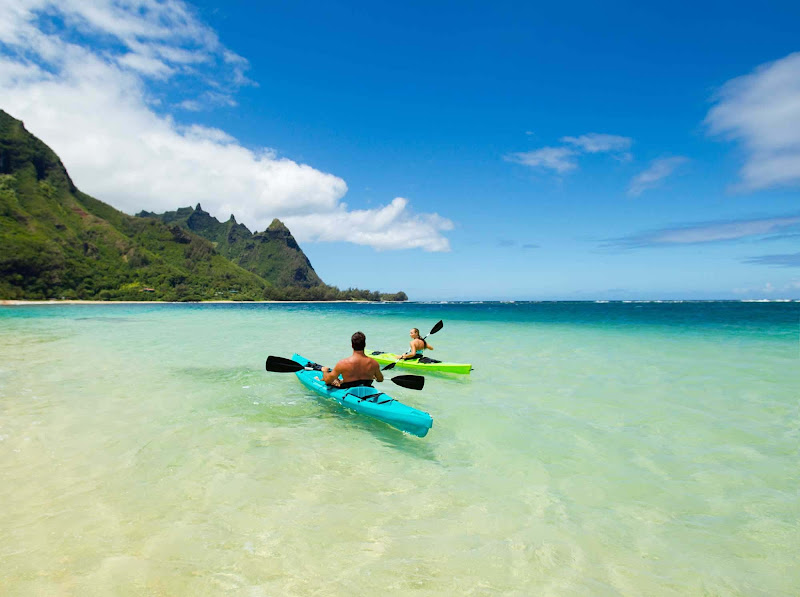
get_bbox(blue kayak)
[291,354,433,437]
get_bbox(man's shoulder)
[358,353,380,367]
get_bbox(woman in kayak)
[322,331,384,388]
[400,328,434,360]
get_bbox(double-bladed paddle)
[265,355,425,391]
[382,319,444,371]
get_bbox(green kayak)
[367,350,472,374]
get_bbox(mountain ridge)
[0,109,406,302]
[137,204,324,288]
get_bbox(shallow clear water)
[1,302,798,596]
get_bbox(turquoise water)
[1,301,798,596]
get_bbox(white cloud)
[628,156,688,197]
[561,133,632,155]
[0,0,452,251]
[284,198,454,252]
[731,281,800,296]
[654,217,799,244]
[706,52,800,191]
[177,99,203,112]
[505,146,578,173]
[732,283,776,295]
[507,132,632,174]
[609,214,800,247]
[117,52,175,78]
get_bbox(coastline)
[0,299,398,306]
[2,299,798,306]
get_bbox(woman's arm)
[400,341,414,359]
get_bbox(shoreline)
[0,299,397,306]
[2,299,798,306]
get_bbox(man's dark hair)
[351,331,366,351]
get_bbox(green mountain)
[0,109,406,301]
[137,204,323,288]
[0,110,275,301]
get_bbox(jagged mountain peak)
[141,205,322,288]
[0,108,406,301]
[267,218,289,232]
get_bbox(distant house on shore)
[141,288,155,293]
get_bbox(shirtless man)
[400,327,434,360]
[322,331,384,388]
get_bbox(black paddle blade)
[382,361,397,371]
[265,355,303,373]
[391,374,424,391]
[428,320,444,336]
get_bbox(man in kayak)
[400,327,434,360]
[322,331,384,388]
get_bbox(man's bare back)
[322,331,384,387]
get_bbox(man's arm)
[373,361,384,383]
[322,362,341,385]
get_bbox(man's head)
[351,331,366,351]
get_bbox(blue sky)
[1,1,799,300]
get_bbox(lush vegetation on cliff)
[0,110,406,302]
[137,205,323,288]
